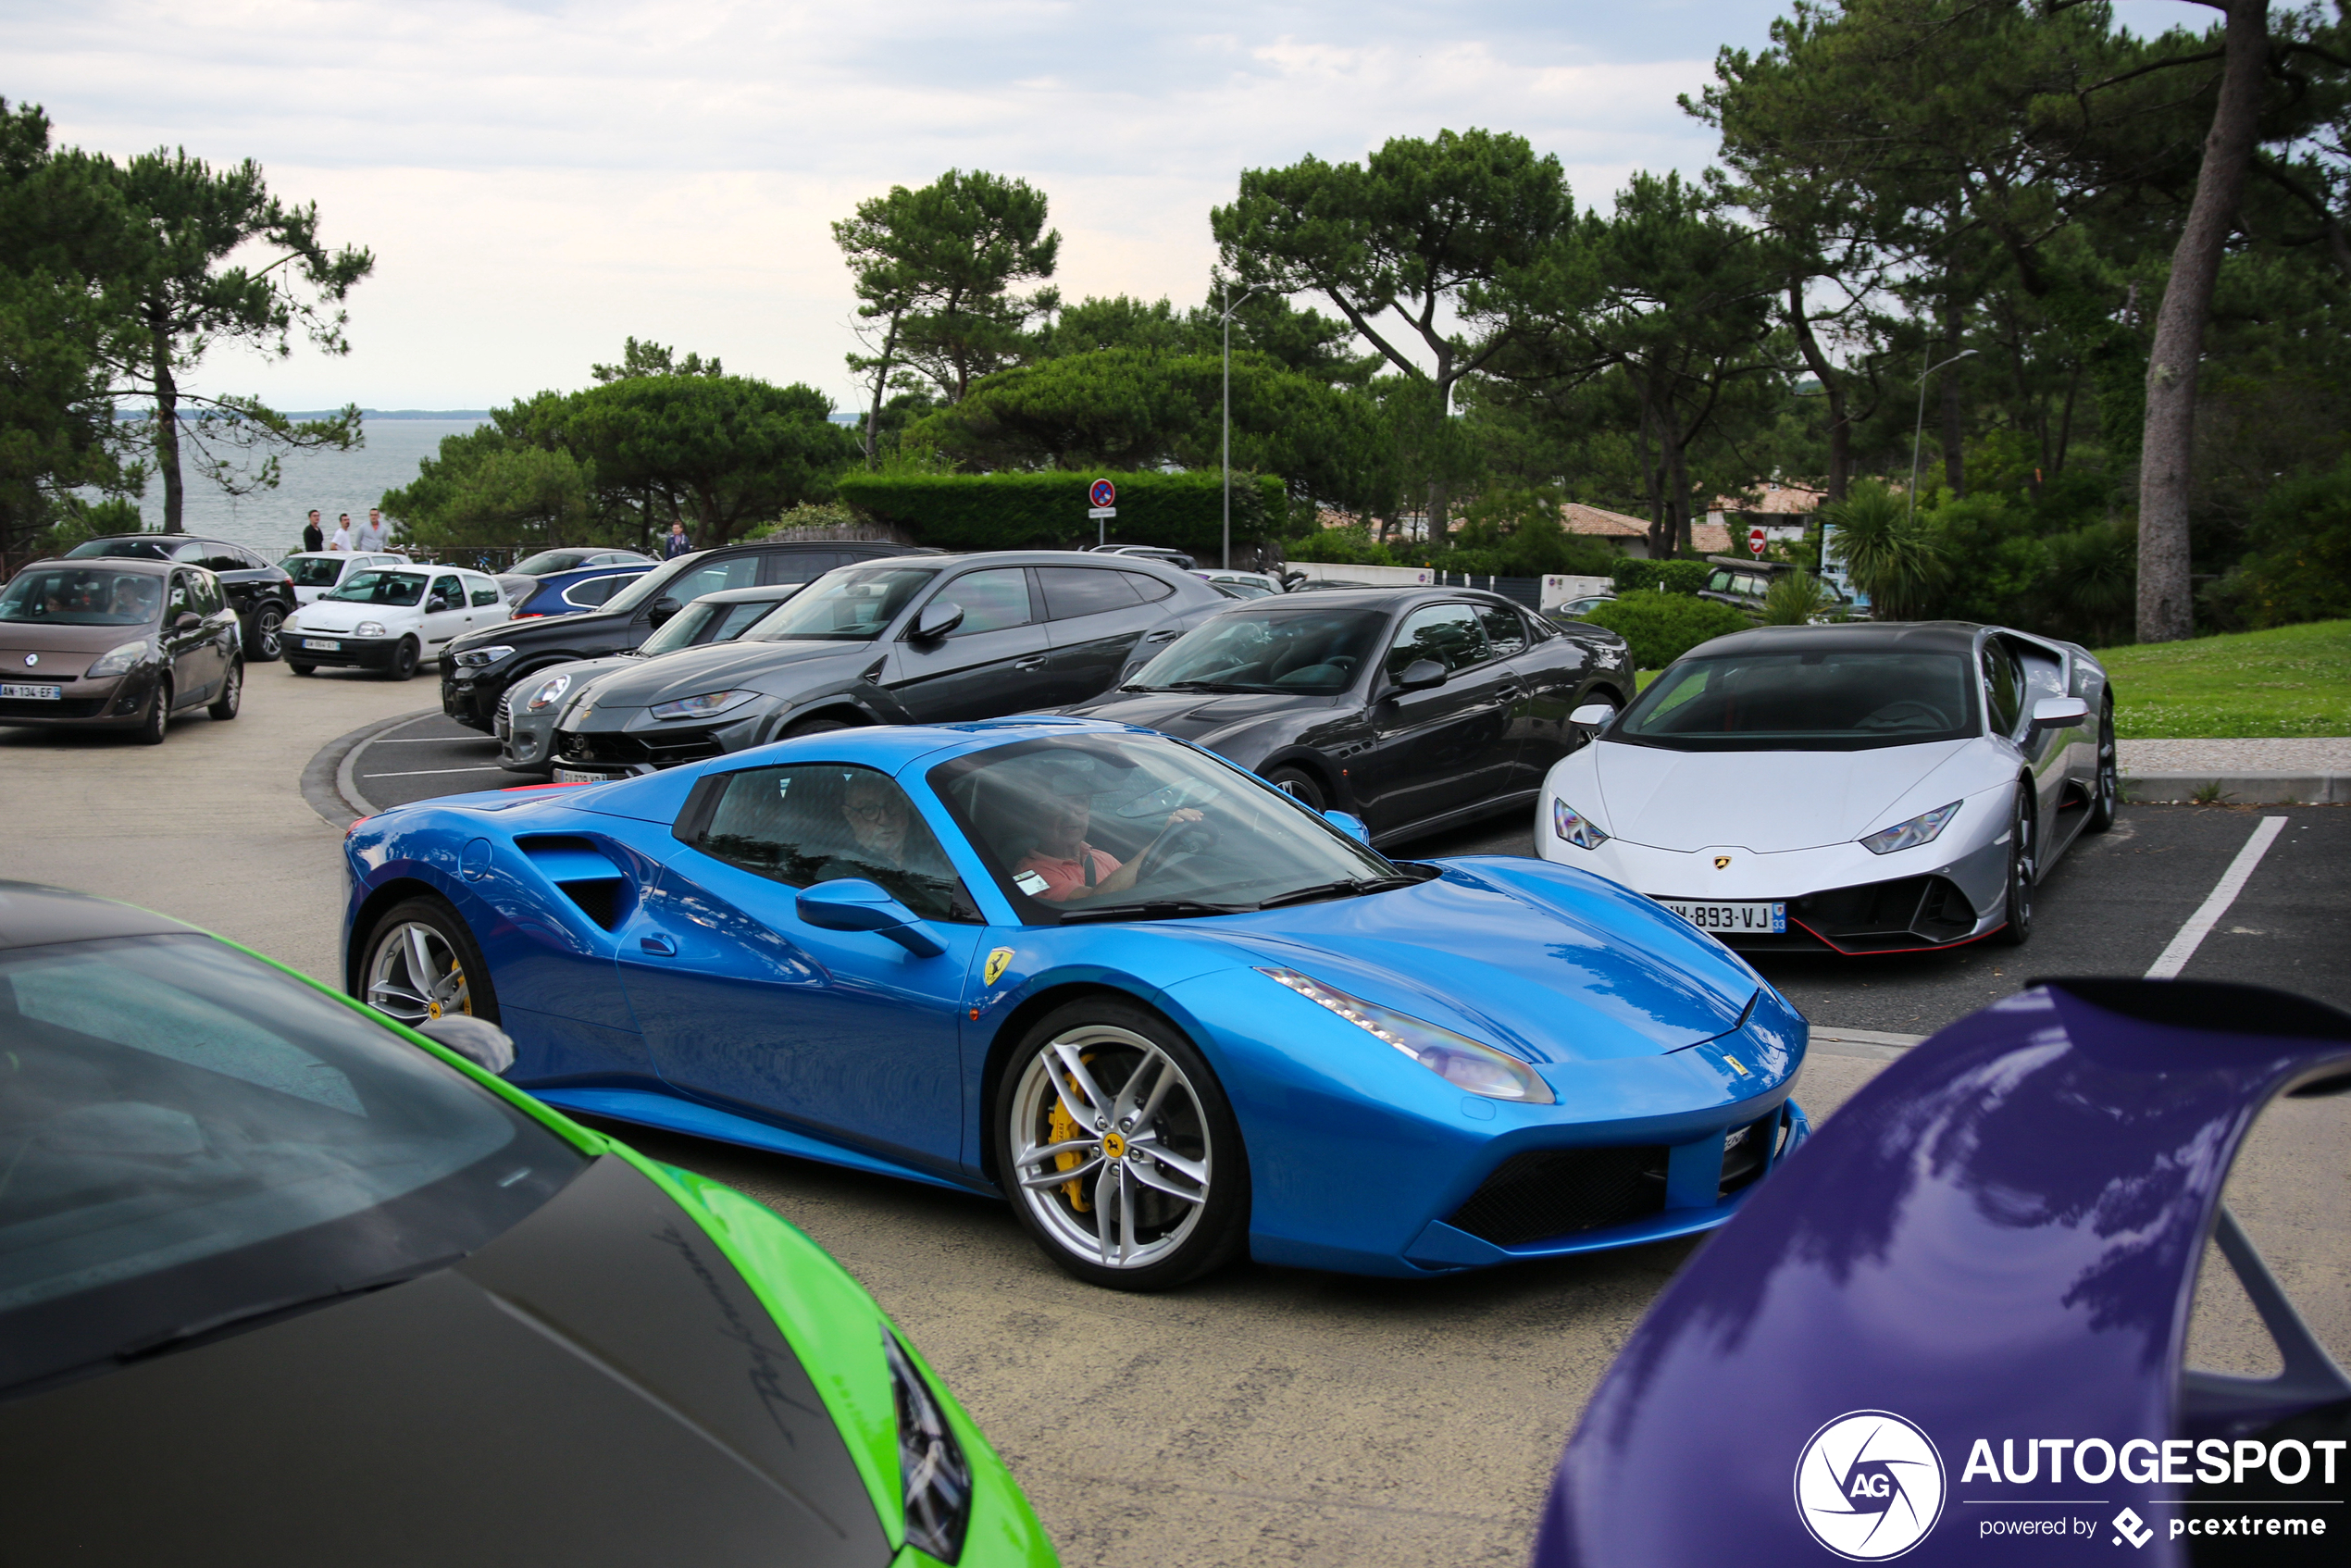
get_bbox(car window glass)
[763,551,843,587]
[564,575,624,608]
[1037,566,1143,620]
[325,570,428,606]
[1122,571,1176,602]
[283,556,342,588]
[695,764,979,924]
[1478,604,1527,657]
[1616,650,1979,752]
[428,575,464,611]
[193,546,243,573]
[1385,604,1488,678]
[0,567,164,626]
[1982,641,2024,736]
[167,575,194,621]
[712,600,775,640]
[1706,570,1735,593]
[193,574,225,616]
[1132,606,1387,695]
[663,555,763,606]
[939,568,1033,635]
[469,580,501,607]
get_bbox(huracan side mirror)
[796,879,947,957]
[1568,702,1617,731]
[1391,659,1448,693]
[2031,696,2090,729]
[913,601,964,641]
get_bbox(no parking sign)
[1089,479,1116,509]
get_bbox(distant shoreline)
[111,409,491,422]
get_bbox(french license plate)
[301,638,341,651]
[0,683,61,701]
[1661,900,1785,934]
[553,765,620,784]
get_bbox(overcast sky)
[5,0,2210,412]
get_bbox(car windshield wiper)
[1252,874,1424,911]
[112,1251,467,1364]
[1055,898,1250,925]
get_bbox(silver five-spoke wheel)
[366,917,477,1024]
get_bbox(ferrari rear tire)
[2084,700,2119,833]
[1995,786,2036,947]
[995,998,1248,1291]
[361,896,500,1027]
[1263,766,1326,813]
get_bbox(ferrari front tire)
[361,896,499,1027]
[995,999,1248,1291]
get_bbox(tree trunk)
[1668,440,1694,557]
[2138,0,2270,643]
[152,327,184,534]
[1939,302,1965,498]
[862,314,900,470]
[1788,279,1851,501]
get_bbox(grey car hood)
[572,638,870,710]
[1593,738,1979,852]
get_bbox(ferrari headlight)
[525,671,572,711]
[85,640,151,679]
[1860,800,1961,856]
[355,619,388,639]
[649,688,757,721]
[1552,797,1610,851]
[1257,967,1554,1104]
[882,1329,971,1563]
[455,644,514,667]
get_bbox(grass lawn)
[2096,620,2351,739]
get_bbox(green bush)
[1656,559,1710,596]
[1611,558,1663,593]
[2210,457,2351,630]
[1585,591,1752,669]
[834,469,1285,553]
[1287,525,1399,566]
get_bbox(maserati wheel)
[1264,767,1326,813]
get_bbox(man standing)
[355,508,391,553]
[662,520,693,559]
[302,510,324,552]
[329,513,354,552]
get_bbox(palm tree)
[1824,481,1947,621]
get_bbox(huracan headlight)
[525,671,572,711]
[84,641,150,679]
[455,644,514,667]
[882,1329,972,1562]
[1257,967,1554,1103]
[649,688,757,721]
[1860,799,1962,856]
[1552,797,1610,851]
[355,619,388,639]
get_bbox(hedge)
[1583,591,1752,670]
[1608,557,1710,595]
[834,470,1287,553]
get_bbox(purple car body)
[1536,979,2351,1566]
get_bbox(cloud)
[5,0,1794,407]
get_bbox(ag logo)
[982,947,1014,986]
[1794,1410,1946,1561]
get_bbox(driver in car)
[1014,777,1203,904]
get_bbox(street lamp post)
[1217,279,1267,571]
[1909,347,1978,524]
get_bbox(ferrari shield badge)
[983,947,1014,986]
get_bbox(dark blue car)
[341,719,1809,1291]
[507,561,656,620]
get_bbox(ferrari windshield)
[0,934,583,1392]
[322,569,428,606]
[0,567,164,627]
[748,565,939,642]
[1127,607,1388,696]
[928,733,1412,922]
[1612,648,1980,751]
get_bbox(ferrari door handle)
[1014,655,1047,671]
[638,934,676,956]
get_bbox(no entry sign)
[1748,526,1768,556]
[1089,479,1116,508]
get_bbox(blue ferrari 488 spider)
[342,719,1809,1289]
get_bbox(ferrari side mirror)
[2030,696,2090,729]
[797,878,947,957]
[913,601,964,641]
[1568,703,1617,731]
[1323,810,1371,844]
[415,1014,517,1076]
[1391,659,1448,693]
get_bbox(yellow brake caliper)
[1049,1063,1093,1212]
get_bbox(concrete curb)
[2121,771,2350,806]
[302,709,439,828]
[1810,1027,1926,1062]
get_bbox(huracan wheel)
[996,1001,1247,1291]
[1995,786,2036,947]
[362,897,499,1027]
[2084,699,2119,833]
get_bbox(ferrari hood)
[575,639,866,710]
[0,1156,888,1568]
[1589,738,1976,852]
[1210,861,1774,1064]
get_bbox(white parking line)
[2144,815,2289,979]
[360,765,509,779]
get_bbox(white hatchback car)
[283,565,511,680]
[280,550,412,605]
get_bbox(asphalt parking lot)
[7,671,2345,1568]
